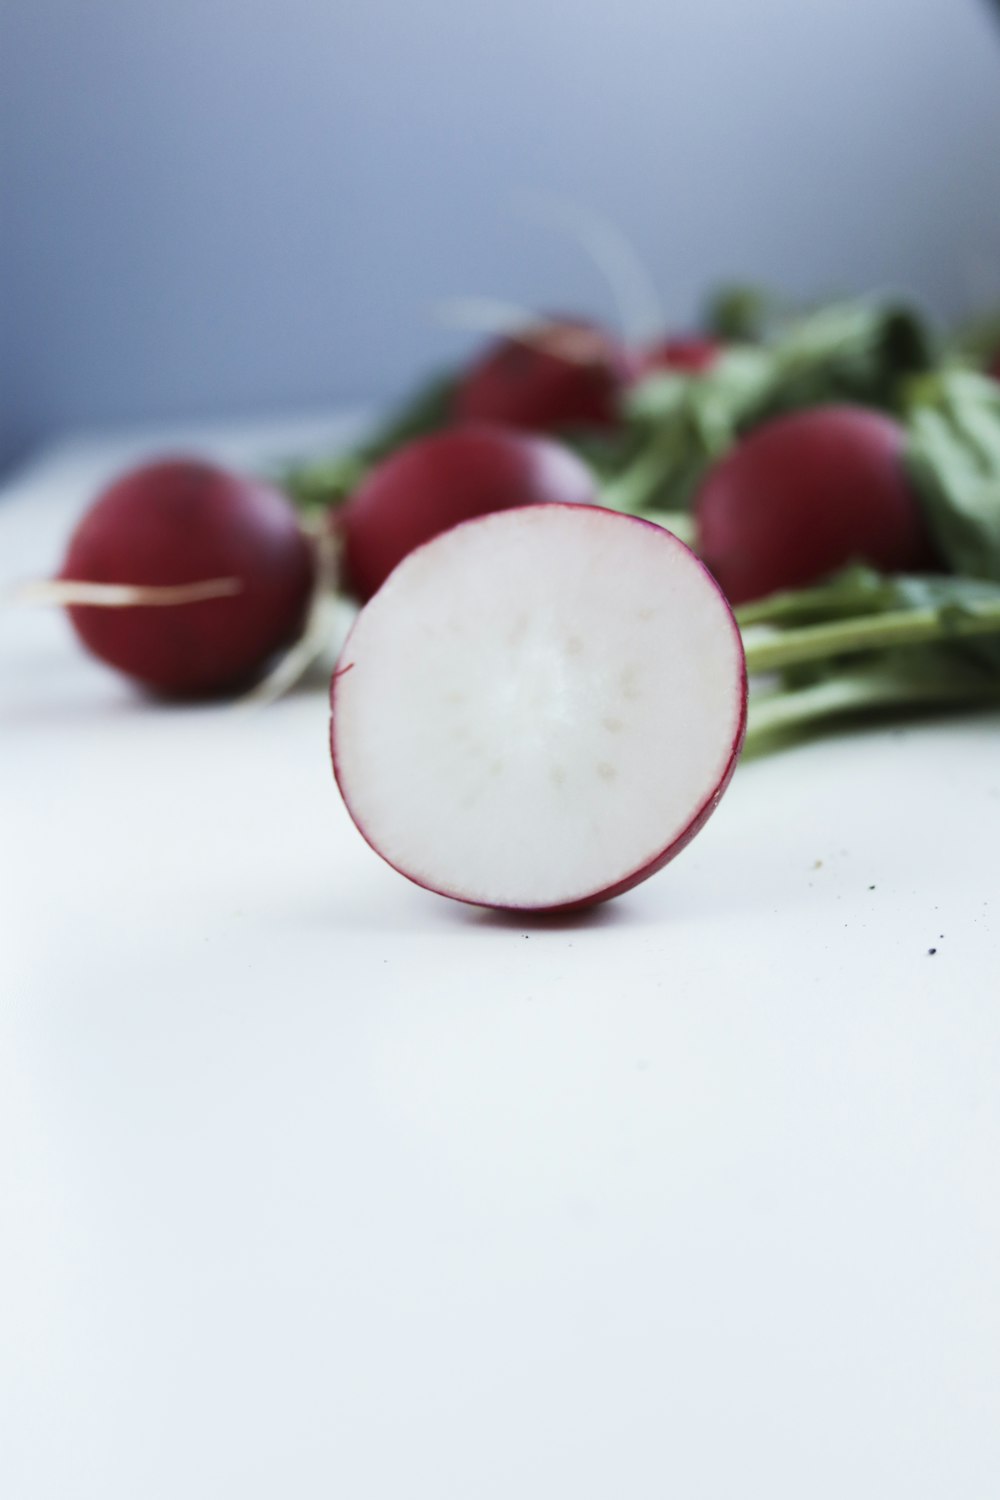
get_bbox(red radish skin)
[638,335,721,377]
[340,425,597,602]
[331,505,747,912]
[62,459,315,695]
[452,319,632,433]
[694,405,938,606]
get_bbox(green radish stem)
[734,576,905,627]
[743,665,1000,756]
[742,598,1000,675]
[598,428,685,514]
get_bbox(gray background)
[3,0,1000,473]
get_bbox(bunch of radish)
[24,280,1000,915]
[22,415,752,913]
[324,400,939,909]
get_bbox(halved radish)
[330,505,746,911]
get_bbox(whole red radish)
[638,335,721,377]
[339,425,596,602]
[694,405,937,605]
[61,459,315,695]
[452,318,631,433]
[331,504,746,911]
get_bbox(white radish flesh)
[330,505,746,911]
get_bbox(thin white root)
[239,591,342,706]
[6,577,242,608]
[238,525,343,707]
[512,192,665,344]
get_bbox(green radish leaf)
[746,299,936,419]
[363,371,458,459]
[277,450,369,512]
[905,370,1000,580]
[619,297,937,516]
[705,284,778,343]
[947,306,1000,368]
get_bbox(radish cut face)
[331,505,746,911]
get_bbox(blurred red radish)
[331,504,746,911]
[339,425,596,602]
[639,335,721,377]
[694,405,937,605]
[452,318,631,433]
[61,459,315,695]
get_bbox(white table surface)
[2,419,1000,1499]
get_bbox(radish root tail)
[6,577,242,608]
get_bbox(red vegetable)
[339,425,597,602]
[638,335,721,377]
[452,318,631,433]
[331,505,746,910]
[694,405,937,605]
[61,459,315,695]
